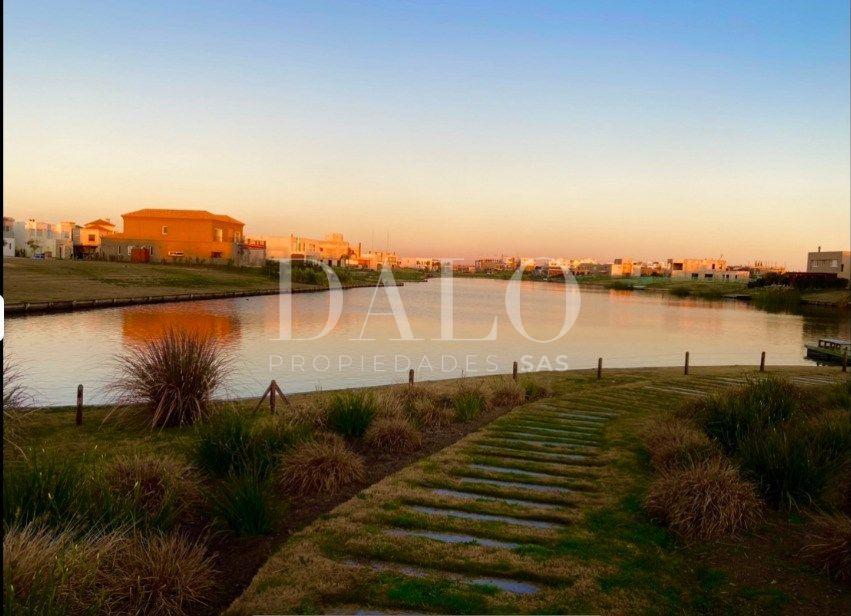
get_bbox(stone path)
[228,367,848,615]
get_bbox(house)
[398,257,441,271]
[260,232,352,266]
[74,218,116,258]
[668,258,727,278]
[100,208,265,265]
[807,248,850,280]
[611,258,638,277]
[11,218,74,258]
[3,217,16,256]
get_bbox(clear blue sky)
[4,1,849,266]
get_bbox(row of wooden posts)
[72,350,848,426]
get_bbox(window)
[691,273,699,279]
[88,234,96,242]
[211,251,223,259]
[214,228,223,242]
[162,226,168,235]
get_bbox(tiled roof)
[122,208,243,226]
[83,218,115,228]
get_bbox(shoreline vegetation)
[4,357,849,614]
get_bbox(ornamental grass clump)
[208,471,275,535]
[685,375,808,454]
[644,457,762,541]
[644,419,717,472]
[405,397,454,430]
[364,416,423,453]
[3,360,31,454]
[279,434,365,496]
[452,385,488,422]
[520,377,552,401]
[325,390,377,438]
[489,378,525,409]
[104,454,201,529]
[111,329,229,428]
[801,512,851,583]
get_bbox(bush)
[3,360,31,454]
[364,416,423,453]
[194,409,309,479]
[738,412,851,507]
[802,512,851,583]
[208,472,275,535]
[279,435,365,495]
[104,454,201,529]
[644,420,716,472]
[110,329,229,428]
[405,397,453,430]
[669,286,691,298]
[452,386,488,421]
[325,391,377,438]
[520,377,552,401]
[489,379,524,408]
[686,376,808,454]
[102,533,216,615]
[644,458,762,540]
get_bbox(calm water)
[4,278,848,406]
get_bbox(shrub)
[644,458,762,540]
[802,512,851,583]
[208,471,275,535]
[520,377,552,401]
[489,379,524,408]
[686,376,808,453]
[325,390,377,438]
[452,386,488,421]
[364,416,423,453]
[279,435,365,496]
[102,533,216,616]
[392,384,440,411]
[104,454,201,529]
[194,409,309,479]
[669,286,691,298]
[3,360,31,454]
[738,412,851,507]
[110,329,229,428]
[644,420,716,472]
[405,397,453,430]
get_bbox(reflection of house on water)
[121,308,241,344]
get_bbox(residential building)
[611,258,639,277]
[3,217,15,256]
[398,257,441,271]
[474,258,505,273]
[668,258,727,278]
[11,218,74,258]
[74,218,116,258]
[260,232,352,266]
[100,208,265,265]
[807,248,850,280]
[354,250,397,270]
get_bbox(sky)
[3,1,849,268]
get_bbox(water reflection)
[122,308,242,344]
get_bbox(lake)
[4,278,848,406]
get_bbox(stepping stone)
[508,421,602,436]
[468,445,591,463]
[467,463,568,479]
[458,476,575,495]
[384,528,522,550]
[430,488,560,510]
[341,559,540,595]
[491,429,601,444]
[477,437,600,452]
[408,505,564,529]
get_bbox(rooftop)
[122,208,243,226]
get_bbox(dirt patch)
[200,402,519,615]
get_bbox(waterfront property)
[668,257,750,282]
[807,248,851,280]
[4,217,75,259]
[99,208,267,265]
[260,232,353,266]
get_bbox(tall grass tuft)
[279,434,365,495]
[685,376,808,453]
[3,360,32,454]
[364,416,423,453]
[404,397,454,430]
[452,385,488,421]
[519,377,552,401]
[110,329,229,428]
[104,454,201,529]
[325,390,377,438]
[801,512,851,583]
[644,419,717,472]
[489,379,525,409]
[644,457,763,540]
[208,471,275,535]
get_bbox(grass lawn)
[225,366,850,615]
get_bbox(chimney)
[818,246,821,252]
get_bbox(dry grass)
[102,533,216,615]
[109,329,229,428]
[364,416,423,453]
[802,512,851,583]
[643,419,716,472]
[279,434,366,495]
[644,457,763,541]
[405,396,454,430]
[105,454,201,527]
[489,378,525,408]
[3,360,33,455]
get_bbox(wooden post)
[760,351,766,372]
[253,380,293,413]
[269,379,277,414]
[596,358,603,380]
[843,349,848,373]
[512,361,518,381]
[75,385,83,426]
[408,369,415,385]
[684,351,690,376]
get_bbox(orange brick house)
[100,209,266,265]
